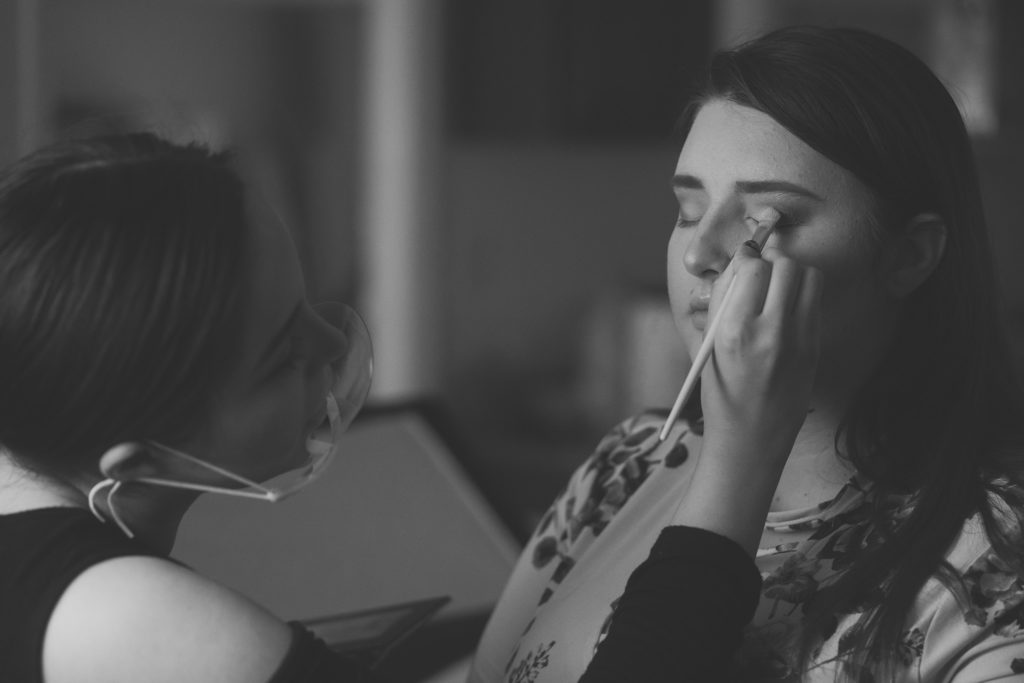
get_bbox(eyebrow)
[671,174,824,202]
[258,303,302,367]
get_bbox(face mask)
[89,302,373,538]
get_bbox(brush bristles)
[750,207,781,248]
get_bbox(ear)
[881,212,947,298]
[97,443,153,480]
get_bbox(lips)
[305,370,332,432]
[688,288,712,331]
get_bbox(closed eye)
[675,208,799,232]
[747,210,792,230]
[675,210,702,229]
[757,209,802,233]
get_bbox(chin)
[676,326,701,359]
[282,438,311,468]
[251,438,306,480]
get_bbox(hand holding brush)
[660,208,786,441]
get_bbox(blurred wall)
[439,1,712,457]
[43,1,273,140]
[0,2,17,166]
[442,143,679,412]
[41,0,363,304]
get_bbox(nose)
[306,314,346,405]
[682,211,748,279]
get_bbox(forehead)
[676,99,856,198]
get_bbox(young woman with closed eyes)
[471,26,1024,682]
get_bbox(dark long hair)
[0,133,247,481]
[677,26,1024,680]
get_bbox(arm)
[579,526,761,683]
[42,555,382,683]
[580,245,823,682]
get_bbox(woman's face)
[668,99,896,404]
[178,196,345,484]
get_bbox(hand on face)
[700,243,823,469]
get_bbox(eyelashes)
[675,213,700,229]
[674,209,793,231]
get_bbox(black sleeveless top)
[1,507,760,682]
[0,507,380,683]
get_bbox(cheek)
[220,383,309,472]
[666,230,702,353]
[666,230,693,310]
[821,276,883,340]
[811,249,888,354]
[781,220,879,308]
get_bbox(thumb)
[710,239,763,313]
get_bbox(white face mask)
[88,303,372,538]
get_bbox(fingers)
[711,241,771,321]
[698,242,823,470]
[714,246,821,341]
[729,250,773,321]
[761,254,802,318]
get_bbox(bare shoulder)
[42,555,293,683]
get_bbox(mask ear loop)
[87,478,112,523]
[87,478,135,539]
[106,481,134,538]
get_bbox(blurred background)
[2,0,1022,678]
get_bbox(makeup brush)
[658,208,782,442]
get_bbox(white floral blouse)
[468,412,1024,682]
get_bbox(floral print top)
[468,411,1024,682]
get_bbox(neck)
[770,321,895,511]
[89,481,199,554]
[0,455,195,555]
[771,401,852,511]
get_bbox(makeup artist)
[472,25,1024,683]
